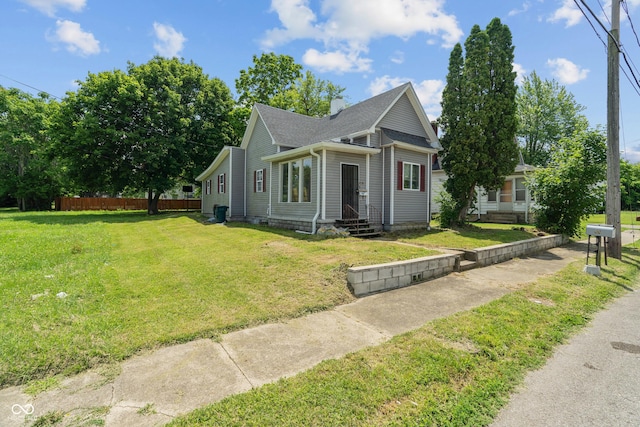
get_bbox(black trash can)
[215,205,228,223]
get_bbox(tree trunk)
[147,189,161,215]
[456,185,476,224]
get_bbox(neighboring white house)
[196,83,442,233]
[431,154,536,224]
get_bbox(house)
[431,153,536,223]
[196,83,441,233]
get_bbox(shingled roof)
[251,83,432,149]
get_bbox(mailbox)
[585,224,615,274]
[586,224,616,238]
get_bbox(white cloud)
[390,50,405,64]
[508,2,531,17]
[513,63,527,85]
[262,0,321,47]
[303,48,372,73]
[622,144,640,163]
[548,0,583,27]
[153,22,187,58]
[368,75,444,118]
[263,0,463,73]
[21,0,85,17]
[547,58,589,84]
[49,19,100,56]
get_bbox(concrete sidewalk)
[1,232,638,427]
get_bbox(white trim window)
[255,169,264,193]
[515,178,526,201]
[403,162,420,191]
[218,173,226,194]
[281,157,311,203]
[206,179,211,195]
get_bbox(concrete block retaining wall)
[470,234,569,267]
[348,234,568,297]
[348,254,459,297]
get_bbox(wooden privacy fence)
[55,197,201,211]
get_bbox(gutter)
[309,148,322,234]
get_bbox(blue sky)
[2,0,640,162]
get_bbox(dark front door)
[342,164,359,219]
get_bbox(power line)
[0,73,61,100]
[621,0,640,49]
[575,0,640,95]
[597,0,612,26]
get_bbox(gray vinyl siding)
[200,174,215,215]
[270,156,318,219]
[230,147,245,218]
[324,152,368,220]
[246,118,277,219]
[370,131,380,148]
[204,158,230,212]
[377,93,428,138]
[368,151,383,221]
[393,148,430,223]
[382,146,392,225]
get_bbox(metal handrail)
[368,204,383,232]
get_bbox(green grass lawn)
[390,221,538,249]
[1,210,442,387]
[170,248,640,426]
[581,211,640,234]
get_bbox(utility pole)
[606,0,622,259]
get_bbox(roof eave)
[262,141,380,162]
[196,147,230,181]
[382,140,439,155]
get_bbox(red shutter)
[262,168,267,192]
[223,173,226,193]
[397,161,403,191]
[420,164,426,192]
[217,175,220,194]
[254,170,257,193]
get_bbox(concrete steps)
[335,218,381,238]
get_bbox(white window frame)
[515,178,526,202]
[218,173,225,194]
[403,162,420,191]
[256,169,264,193]
[280,157,311,203]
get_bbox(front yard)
[0,210,538,387]
[1,210,423,387]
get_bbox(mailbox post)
[584,224,616,275]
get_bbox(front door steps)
[335,218,381,238]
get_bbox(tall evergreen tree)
[439,18,519,225]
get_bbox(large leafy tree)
[517,71,588,166]
[439,18,519,225]
[54,57,235,214]
[232,54,345,140]
[0,87,62,210]
[621,159,640,211]
[235,52,303,108]
[286,70,346,117]
[528,128,607,236]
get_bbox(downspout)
[366,153,370,219]
[382,144,385,227]
[229,149,233,218]
[390,145,395,226]
[268,162,272,217]
[322,149,327,220]
[427,153,432,230]
[243,149,247,218]
[310,148,321,234]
